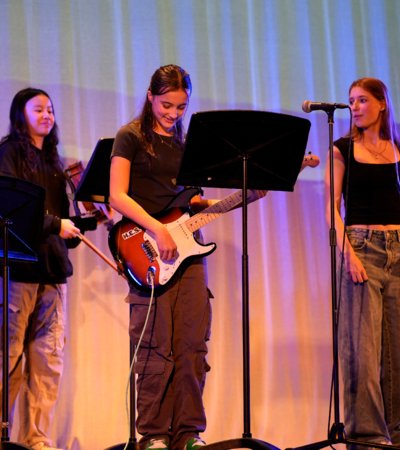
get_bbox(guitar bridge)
[141,240,157,261]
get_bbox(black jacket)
[0,139,78,283]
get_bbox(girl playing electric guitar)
[109,64,319,450]
[110,65,215,450]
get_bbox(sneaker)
[184,437,206,450]
[145,438,169,450]
[31,443,63,450]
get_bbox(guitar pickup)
[141,240,158,261]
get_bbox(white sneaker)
[145,439,169,450]
[184,438,206,450]
[31,443,63,450]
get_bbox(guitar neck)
[185,190,244,233]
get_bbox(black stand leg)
[0,444,33,449]
[105,306,139,450]
[203,439,280,450]
[286,436,397,450]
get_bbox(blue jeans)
[339,229,400,446]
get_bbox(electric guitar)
[108,154,319,291]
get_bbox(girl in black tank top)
[326,77,400,447]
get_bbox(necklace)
[157,133,175,150]
[362,138,388,159]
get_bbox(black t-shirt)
[335,137,400,225]
[111,122,185,215]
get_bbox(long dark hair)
[0,87,62,172]
[137,64,192,155]
[349,77,400,148]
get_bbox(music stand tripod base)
[105,441,138,450]
[0,442,33,449]
[286,437,399,450]
[203,438,281,450]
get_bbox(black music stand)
[72,138,137,450]
[74,137,114,204]
[0,176,45,450]
[177,110,311,450]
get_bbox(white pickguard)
[143,212,216,286]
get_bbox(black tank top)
[335,137,400,225]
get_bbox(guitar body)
[108,208,217,291]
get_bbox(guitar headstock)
[301,153,320,170]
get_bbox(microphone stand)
[286,107,394,450]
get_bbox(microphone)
[302,100,349,113]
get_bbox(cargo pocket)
[134,359,173,417]
[128,294,158,349]
[134,359,166,376]
[5,303,23,360]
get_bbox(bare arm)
[109,156,177,262]
[324,146,368,283]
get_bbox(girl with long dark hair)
[0,87,80,450]
[110,65,213,450]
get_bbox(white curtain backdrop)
[1,1,400,449]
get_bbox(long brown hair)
[137,64,192,155]
[349,77,400,148]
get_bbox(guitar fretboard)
[185,190,244,233]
